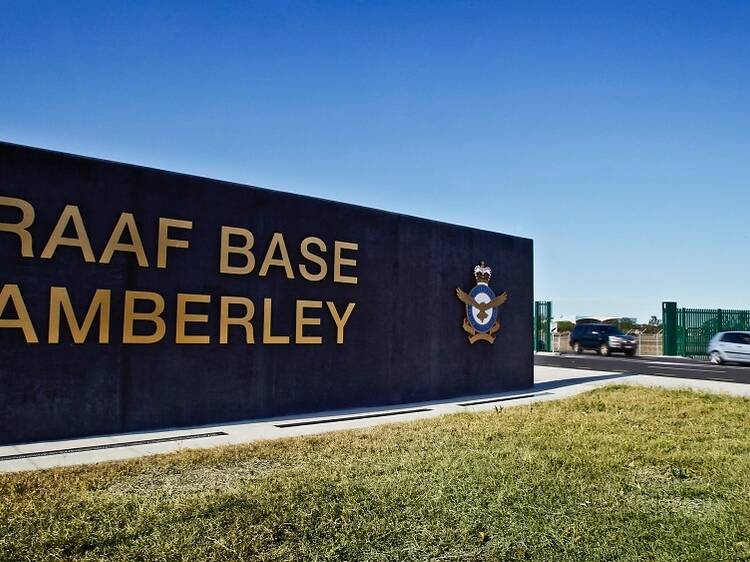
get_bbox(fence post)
[533,301,552,352]
[662,301,677,356]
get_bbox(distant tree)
[555,321,576,333]
[617,318,638,332]
[634,316,663,334]
[639,316,662,333]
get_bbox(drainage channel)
[275,408,432,428]
[0,431,228,461]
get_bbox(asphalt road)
[535,352,750,384]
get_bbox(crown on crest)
[473,261,492,284]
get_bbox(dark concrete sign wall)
[0,141,533,445]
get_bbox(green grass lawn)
[2,385,750,561]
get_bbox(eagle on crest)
[455,287,508,322]
[456,261,508,344]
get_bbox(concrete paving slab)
[0,458,38,473]
[26,447,146,471]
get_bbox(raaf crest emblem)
[455,261,508,344]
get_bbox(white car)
[707,331,750,365]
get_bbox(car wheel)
[709,351,723,365]
[573,342,582,354]
[599,343,610,356]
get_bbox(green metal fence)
[662,301,750,357]
[534,301,552,352]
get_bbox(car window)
[720,333,749,344]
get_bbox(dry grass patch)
[1,385,750,561]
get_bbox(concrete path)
[2,363,750,473]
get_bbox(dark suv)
[569,324,637,356]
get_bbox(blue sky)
[1,1,748,322]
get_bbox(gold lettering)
[176,293,211,344]
[219,296,255,344]
[326,301,356,344]
[295,300,322,344]
[48,287,111,343]
[123,291,165,344]
[299,237,327,282]
[0,284,38,342]
[220,226,255,275]
[100,213,149,267]
[157,218,192,269]
[263,298,289,344]
[258,232,294,279]
[0,196,35,257]
[333,241,358,284]
[41,205,96,262]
